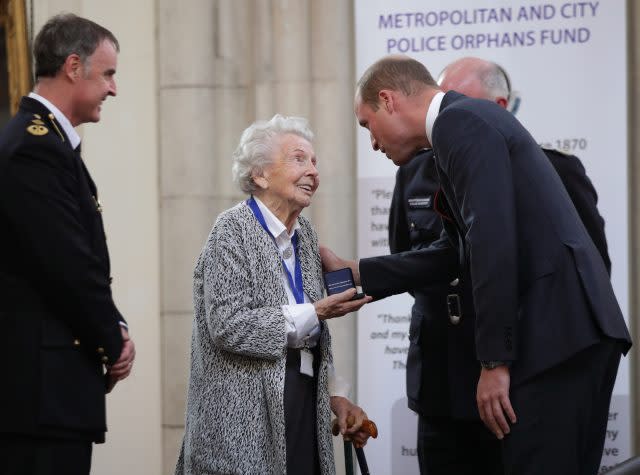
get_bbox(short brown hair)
[357,55,437,110]
[34,13,119,79]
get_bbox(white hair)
[481,63,510,101]
[232,114,314,194]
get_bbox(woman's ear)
[253,175,268,190]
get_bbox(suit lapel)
[432,109,469,272]
[432,90,468,235]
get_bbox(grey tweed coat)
[175,201,336,475]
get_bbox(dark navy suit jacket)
[388,141,613,419]
[361,92,630,399]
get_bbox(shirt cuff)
[282,303,319,347]
[328,363,351,398]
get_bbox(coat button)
[101,356,109,364]
[73,339,81,346]
[97,347,105,354]
[410,222,416,229]
[450,278,459,287]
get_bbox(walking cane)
[332,416,378,475]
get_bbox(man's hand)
[330,396,371,448]
[319,245,360,285]
[476,365,516,439]
[313,289,371,321]
[107,327,136,390]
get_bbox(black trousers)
[417,416,503,475]
[503,338,621,475]
[0,435,92,475]
[284,348,321,475]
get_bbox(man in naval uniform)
[0,13,135,475]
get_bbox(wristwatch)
[480,361,508,370]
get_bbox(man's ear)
[378,90,394,113]
[495,97,509,109]
[62,53,83,81]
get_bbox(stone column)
[158,0,222,471]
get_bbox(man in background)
[0,13,135,475]
[384,56,611,475]
[438,57,610,273]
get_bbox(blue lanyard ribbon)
[247,197,305,304]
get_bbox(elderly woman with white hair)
[176,115,372,475]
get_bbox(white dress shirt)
[425,91,445,147]
[253,197,349,397]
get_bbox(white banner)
[354,1,630,473]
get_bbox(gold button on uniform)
[101,356,109,364]
[97,347,105,354]
[73,339,80,346]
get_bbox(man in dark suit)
[0,14,135,475]
[384,56,613,474]
[323,55,631,475]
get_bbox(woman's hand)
[314,289,371,321]
[330,396,372,448]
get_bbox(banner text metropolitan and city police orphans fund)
[379,2,600,53]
